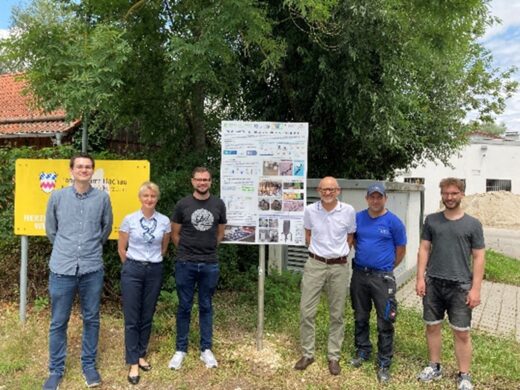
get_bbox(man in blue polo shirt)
[350,183,406,383]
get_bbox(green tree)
[1,0,131,133]
[0,0,517,180]
[240,0,517,178]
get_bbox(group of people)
[43,154,226,390]
[294,176,484,390]
[41,153,485,390]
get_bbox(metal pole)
[82,113,88,153]
[256,244,265,351]
[20,236,29,323]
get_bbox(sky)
[1,0,519,131]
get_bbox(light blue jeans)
[48,269,104,375]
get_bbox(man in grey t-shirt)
[415,178,485,390]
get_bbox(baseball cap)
[367,183,386,196]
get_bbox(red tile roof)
[0,73,79,137]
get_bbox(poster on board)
[220,121,308,245]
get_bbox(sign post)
[256,244,265,351]
[20,236,28,323]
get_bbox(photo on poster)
[279,160,293,176]
[258,180,282,196]
[282,200,304,212]
[293,160,305,176]
[270,199,282,211]
[283,192,304,200]
[259,217,269,227]
[262,161,279,176]
[283,180,304,190]
[258,228,279,243]
[258,198,270,211]
[223,225,256,242]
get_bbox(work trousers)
[350,267,397,368]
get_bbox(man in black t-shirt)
[168,167,227,370]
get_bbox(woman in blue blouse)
[118,182,170,385]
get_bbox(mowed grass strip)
[485,249,520,286]
[1,271,519,389]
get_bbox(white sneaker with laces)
[417,365,442,382]
[458,374,473,390]
[200,349,218,368]
[168,351,187,370]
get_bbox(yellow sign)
[14,159,150,239]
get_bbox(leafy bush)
[0,145,261,302]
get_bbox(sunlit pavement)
[397,278,520,342]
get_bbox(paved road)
[397,277,520,342]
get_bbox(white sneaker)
[200,349,218,368]
[458,373,474,390]
[168,351,186,370]
[417,364,442,382]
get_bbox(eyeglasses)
[193,178,211,182]
[318,187,339,193]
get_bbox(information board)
[220,121,308,245]
[14,159,150,239]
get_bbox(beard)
[195,188,209,196]
[442,198,461,209]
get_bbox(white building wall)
[269,179,423,287]
[396,139,520,216]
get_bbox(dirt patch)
[437,191,520,229]
[461,191,520,230]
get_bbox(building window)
[404,177,425,185]
[486,179,511,192]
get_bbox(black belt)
[353,264,388,273]
[126,258,161,265]
[309,252,347,264]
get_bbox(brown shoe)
[328,359,341,375]
[294,356,315,370]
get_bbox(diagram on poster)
[220,121,308,245]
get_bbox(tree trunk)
[189,81,206,152]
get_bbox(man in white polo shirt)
[294,176,356,375]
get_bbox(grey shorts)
[422,276,472,331]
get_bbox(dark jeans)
[121,260,163,364]
[175,261,219,352]
[350,268,397,368]
[48,269,104,375]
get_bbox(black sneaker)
[377,367,391,383]
[350,354,369,368]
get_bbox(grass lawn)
[484,250,520,286]
[1,271,519,390]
